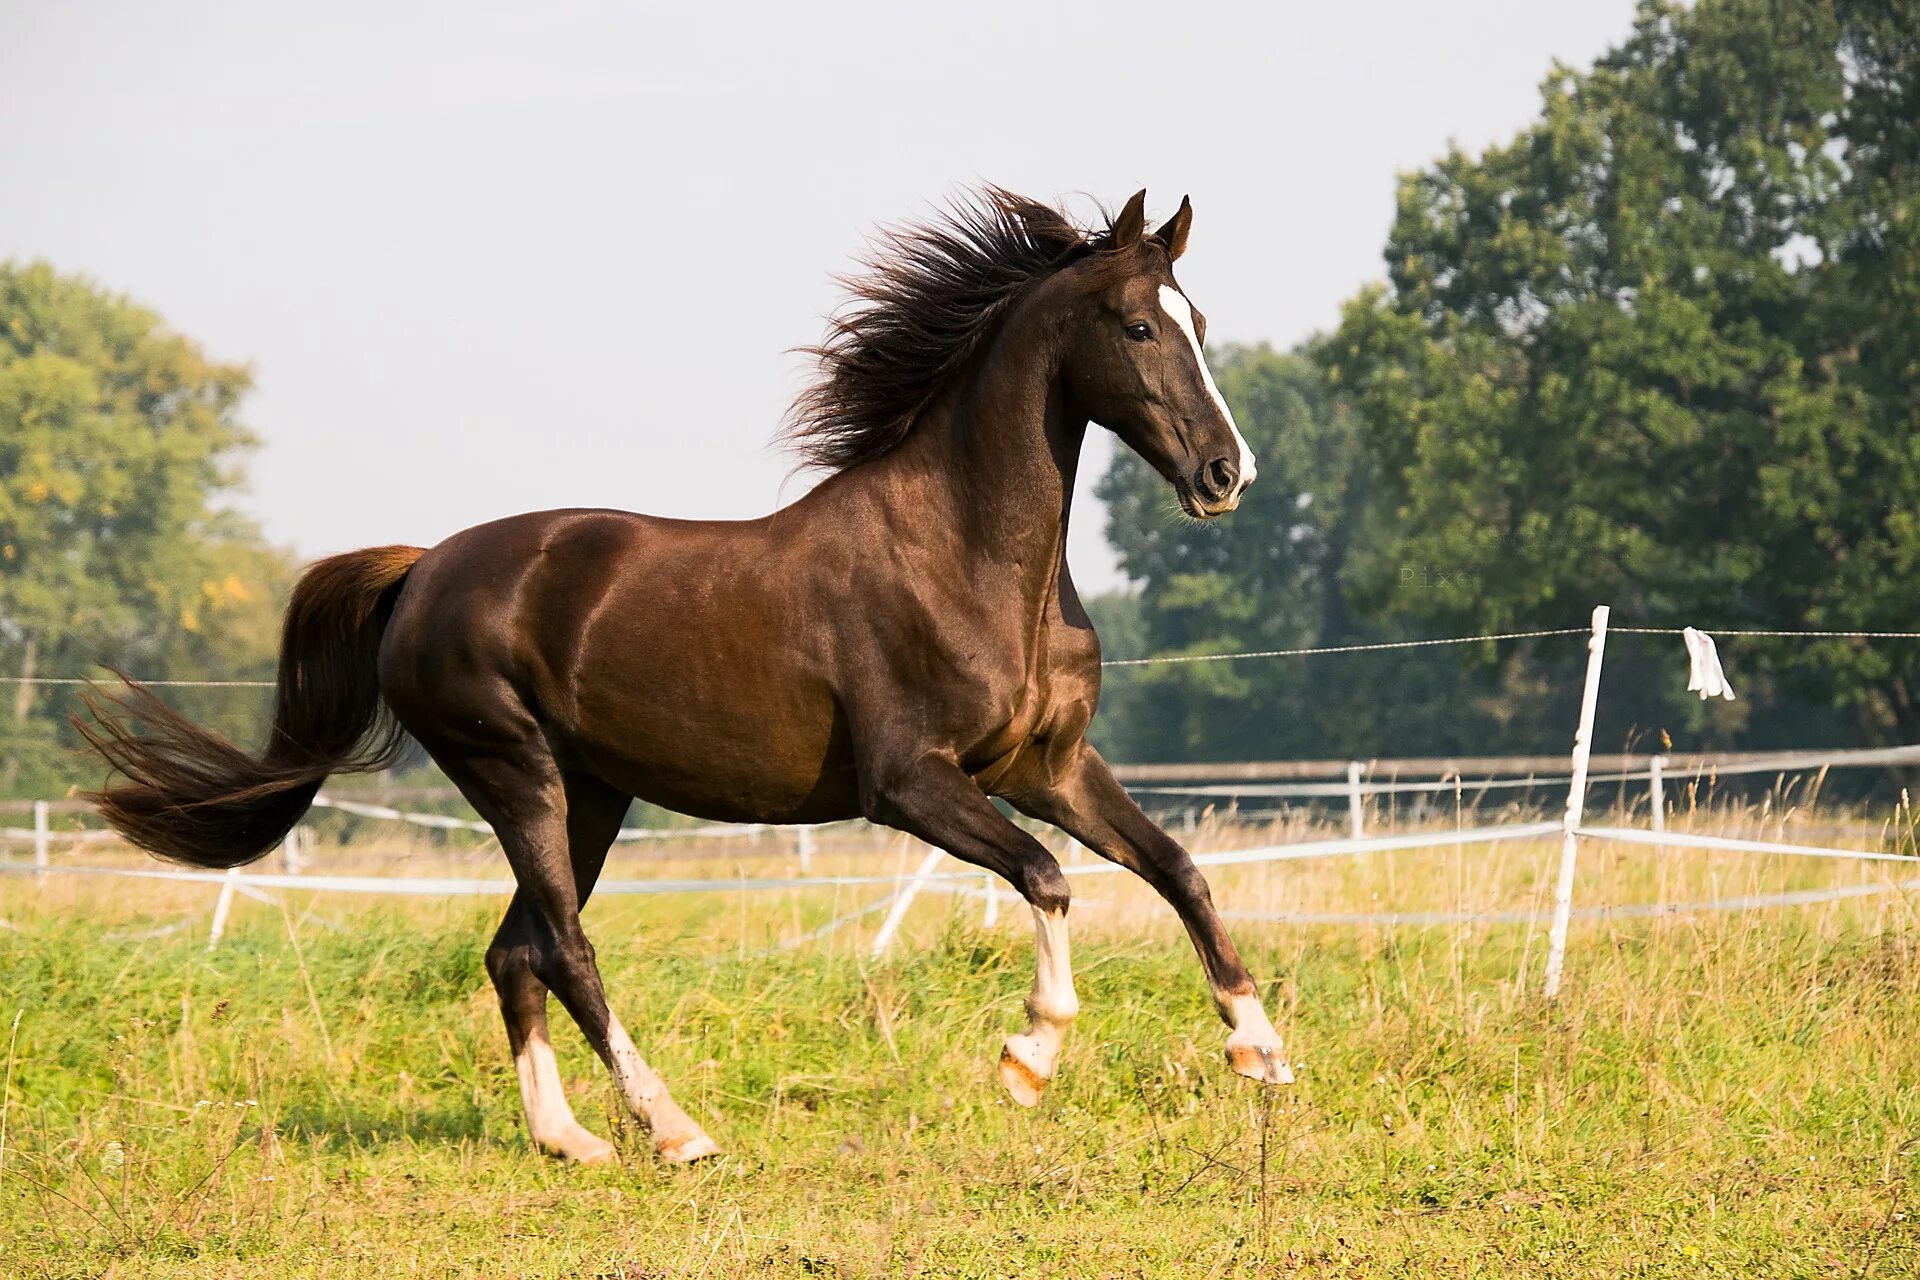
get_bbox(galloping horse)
[80,188,1290,1165]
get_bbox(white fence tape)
[0,860,983,895]
[11,746,1911,849]
[1136,777,1568,799]
[5,819,1912,900]
[307,795,802,842]
[0,820,1564,899]
[1577,825,1920,864]
[0,821,1574,901]
[1079,821,1562,875]
[0,827,118,844]
[1223,876,1920,927]
[1129,743,1920,801]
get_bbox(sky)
[1,1,1637,592]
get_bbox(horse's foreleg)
[992,901,1078,1107]
[866,756,1078,1105]
[1008,746,1292,1086]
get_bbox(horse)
[78,187,1290,1165]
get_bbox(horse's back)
[378,507,861,823]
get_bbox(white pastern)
[606,1014,720,1162]
[514,1016,616,1163]
[1158,284,1257,488]
[1221,989,1294,1085]
[999,907,1079,1106]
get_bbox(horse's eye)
[1125,322,1153,342]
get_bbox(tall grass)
[1,798,1917,1276]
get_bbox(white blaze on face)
[1157,284,1257,489]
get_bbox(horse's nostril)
[1198,456,1239,502]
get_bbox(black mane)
[787,187,1118,473]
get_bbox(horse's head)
[1058,190,1255,520]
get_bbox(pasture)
[3,801,1918,1278]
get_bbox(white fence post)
[207,867,240,951]
[32,799,49,887]
[1346,762,1365,839]
[282,825,305,875]
[1649,755,1667,834]
[871,845,946,959]
[982,874,999,927]
[1543,605,1611,999]
[796,824,815,874]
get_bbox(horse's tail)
[75,545,427,869]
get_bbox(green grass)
[2,814,1919,1277]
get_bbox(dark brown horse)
[79,187,1288,1165]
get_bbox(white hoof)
[999,1034,1052,1107]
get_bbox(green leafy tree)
[0,262,291,794]
[1093,344,1602,764]
[1325,0,1920,745]
[1095,345,1359,761]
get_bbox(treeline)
[1087,0,1919,765]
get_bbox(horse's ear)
[1110,189,1148,249]
[1155,196,1193,261]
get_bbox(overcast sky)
[1,1,1635,592]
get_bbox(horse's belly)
[577,736,862,826]
[563,668,861,826]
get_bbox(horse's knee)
[1021,858,1071,917]
[1173,862,1214,909]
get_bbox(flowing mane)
[787,187,1120,473]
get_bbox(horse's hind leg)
[487,893,615,1163]
[468,751,716,1163]
[557,772,718,1164]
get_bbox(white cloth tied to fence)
[1683,627,1736,702]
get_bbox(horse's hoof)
[655,1128,722,1164]
[1225,1041,1295,1086]
[541,1127,619,1164]
[998,1039,1050,1107]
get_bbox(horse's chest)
[958,636,1096,786]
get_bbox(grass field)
[3,802,1919,1277]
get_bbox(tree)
[1325,0,1920,745]
[0,262,292,794]
[1092,344,1619,765]
[1095,345,1363,761]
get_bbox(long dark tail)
[75,545,427,869]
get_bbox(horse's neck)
[882,324,1083,597]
